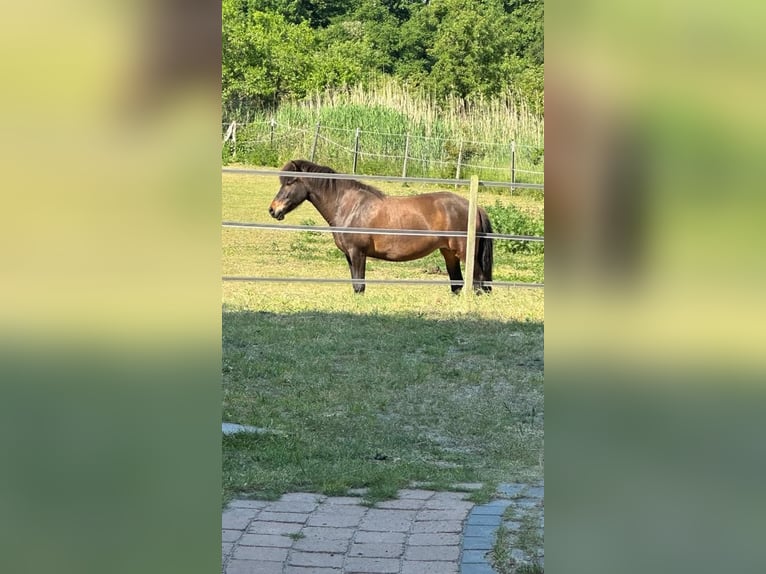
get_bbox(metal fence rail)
[223,169,544,290]
[223,276,544,289]
[222,221,544,243]
[222,167,544,191]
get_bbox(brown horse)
[269,159,493,294]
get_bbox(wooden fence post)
[310,122,321,161]
[402,133,410,178]
[352,127,361,173]
[455,140,464,187]
[463,175,479,295]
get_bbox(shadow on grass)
[222,309,544,505]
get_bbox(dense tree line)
[223,0,543,115]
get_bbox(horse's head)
[269,160,312,220]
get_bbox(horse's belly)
[368,237,441,261]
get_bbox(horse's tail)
[477,208,494,292]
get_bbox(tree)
[246,0,352,27]
[222,1,315,110]
[221,0,545,112]
[426,0,512,98]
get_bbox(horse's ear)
[283,160,298,184]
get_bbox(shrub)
[485,202,544,254]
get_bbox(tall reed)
[224,79,544,183]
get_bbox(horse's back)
[364,192,464,231]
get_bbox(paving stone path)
[222,485,543,574]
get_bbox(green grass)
[492,525,514,573]
[222,309,543,503]
[222,170,544,504]
[491,503,544,573]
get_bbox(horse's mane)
[281,159,386,198]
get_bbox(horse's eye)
[285,177,296,185]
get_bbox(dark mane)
[281,159,386,198]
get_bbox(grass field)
[222,170,544,505]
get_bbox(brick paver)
[222,508,259,530]
[359,509,417,532]
[354,531,406,545]
[293,537,350,553]
[248,521,303,535]
[348,542,403,558]
[232,546,290,561]
[222,484,544,574]
[411,519,464,533]
[405,544,461,562]
[344,557,400,573]
[226,559,283,574]
[289,551,345,568]
[301,526,355,540]
[284,567,340,574]
[408,533,461,546]
[401,561,459,574]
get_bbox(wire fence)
[222,120,544,187]
[222,169,544,290]
[222,276,544,288]
[222,221,544,242]
[222,167,544,190]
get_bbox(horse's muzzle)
[269,202,286,220]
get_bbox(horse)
[268,159,494,294]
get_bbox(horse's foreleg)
[348,250,367,294]
[440,248,464,294]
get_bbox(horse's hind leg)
[440,248,463,294]
[473,262,487,295]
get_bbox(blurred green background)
[0,2,221,573]
[546,1,766,573]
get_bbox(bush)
[243,145,281,168]
[485,202,544,254]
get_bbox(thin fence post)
[310,122,321,161]
[402,133,410,178]
[455,140,464,187]
[223,121,237,158]
[510,140,516,194]
[269,117,276,147]
[352,127,361,173]
[463,175,479,295]
[223,122,233,142]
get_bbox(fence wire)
[222,221,543,242]
[223,120,543,149]
[223,159,543,290]
[222,167,544,190]
[222,120,544,183]
[223,276,543,289]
